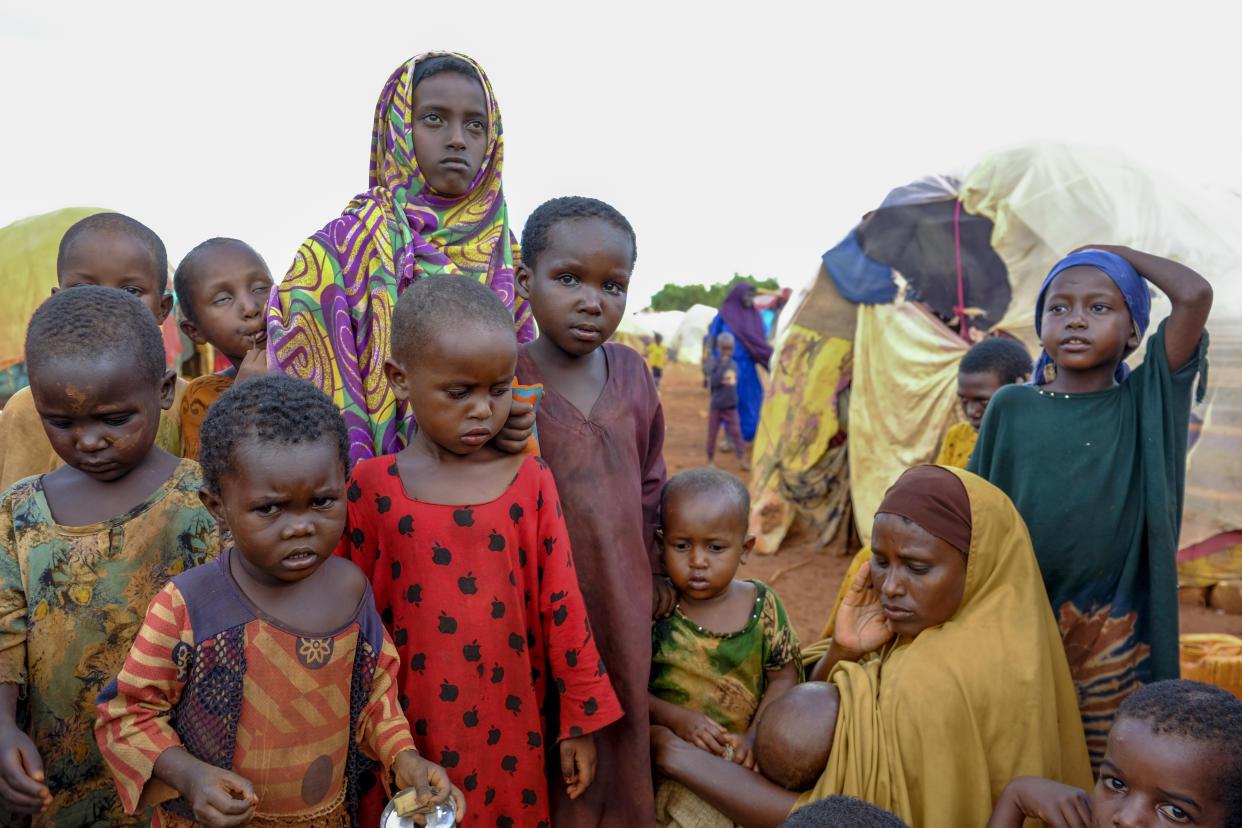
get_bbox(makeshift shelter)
[750,142,1242,560]
[668,304,717,365]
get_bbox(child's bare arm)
[649,693,730,756]
[154,746,257,828]
[1078,245,1212,372]
[986,776,1092,828]
[732,661,800,768]
[559,733,597,800]
[0,682,51,814]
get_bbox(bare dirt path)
[655,362,1242,644]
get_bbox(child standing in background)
[970,246,1212,766]
[934,337,1031,468]
[173,238,275,460]
[705,333,748,470]
[649,469,800,827]
[97,375,461,827]
[0,213,187,491]
[0,288,221,826]
[645,332,668,389]
[515,196,669,827]
[343,275,621,827]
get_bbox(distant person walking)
[645,332,668,388]
[708,283,772,443]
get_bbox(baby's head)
[780,795,909,827]
[198,374,350,585]
[1094,679,1242,827]
[517,196,637,360]
[387,274,517,455]
[659,468,753,600]
[55,212,171,322]
[174,238,274,363]
[956,337,1031,431]
[25,285,173,481]
[754,682,839,792]
[409,54,490,198]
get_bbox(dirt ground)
[656,362,1242,645]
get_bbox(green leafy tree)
[648,274,779,312]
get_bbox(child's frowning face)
[179,243,273,362]
[1040,266,1138,381]
[517,217,633,359]
[1093,716,1230,827]
[956,370,1006,431]
[202,436,347,587]
[30,354,174,482]
[388,323,517,456]
[660,488,753,601]
[869,514,966,638]
[57,229,172,322]
[411,71,489,198]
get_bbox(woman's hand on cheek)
[834,561,894,656]
[493,399,535,454]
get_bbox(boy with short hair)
[934,336,1031,468]
[987,678,1242,827]
[0,213,187,490]
[172,238,274,459]
[706,333,749,470]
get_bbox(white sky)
[2,0,1239,310]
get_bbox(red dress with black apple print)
[342,454,622,828]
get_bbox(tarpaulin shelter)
[750,143,1242,560]
[669,304,717,366]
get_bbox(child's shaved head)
[1115,679,1242,822]
[661,467,750,528]
[56,212,168,293]
[174,237,267,325]
[25,285,165,385]
[781,795,909,827]
[755,682,839,792]
[391,274,516,363]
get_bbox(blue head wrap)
[1032,249,1151,386]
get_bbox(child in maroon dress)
[342,274,622,828]
[515,196,672,827]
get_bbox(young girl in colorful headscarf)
[266,52,533,464]
[969,245,1212,768]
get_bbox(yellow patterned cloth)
[795,468,1091,827]
[266,52,531,465]
[0,459,220,826]
[177,374,234,461]
[933,421,977,469]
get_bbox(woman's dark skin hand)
[809,561,893,681]
[651,725,798,828]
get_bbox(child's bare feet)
[739,456,750,471]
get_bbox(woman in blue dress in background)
[708,283,773,443]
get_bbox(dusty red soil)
[655,362,1242,645]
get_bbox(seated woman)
[650,465,1092,828]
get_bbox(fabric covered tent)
[610,312,655,353]
[751,142,1242,556]
[668,304,717,366]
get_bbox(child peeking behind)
[0,213,187,491]
[934,336,1031,468]
[649,468,801,826]
[705,333,748,470]
[96,375,462,827]
[987,679,1242,828]
[0,287,221,826]
[172,238,275,459]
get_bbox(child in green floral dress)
[0,287,221,826]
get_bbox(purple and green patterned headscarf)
[267,52,533,465]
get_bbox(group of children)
[1,46,1240,828]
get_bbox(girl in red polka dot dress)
[341,274,622,827]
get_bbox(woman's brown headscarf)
[876,465,972,556]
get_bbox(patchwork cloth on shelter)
[95,549,415,827]
[970,322,1208,766]
[266,52,533,466]
[796,467,1091,827]
[0,460,221,827]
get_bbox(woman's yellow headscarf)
[798,466,1091,827]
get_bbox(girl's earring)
[1043,362,1057,383]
